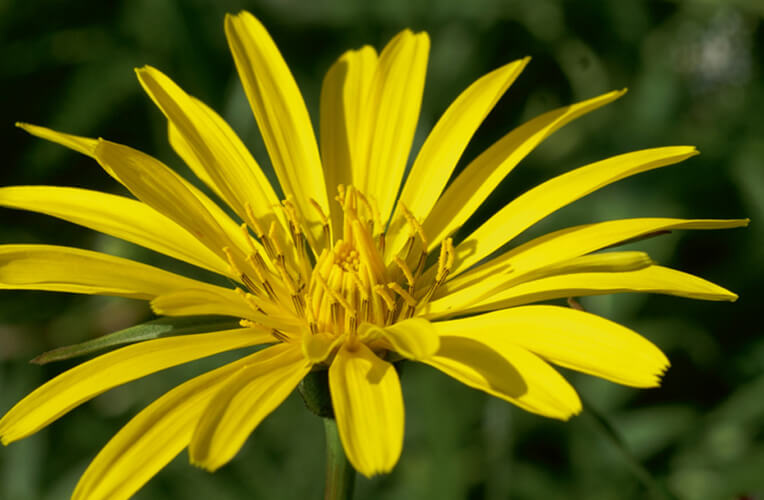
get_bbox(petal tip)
[189,456,219,473]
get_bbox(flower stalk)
[324,417,356,500]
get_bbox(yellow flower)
[0,10,748,499]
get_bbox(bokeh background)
[0,0,762,499]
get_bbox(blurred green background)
[0,0,761,498]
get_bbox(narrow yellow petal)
[423,336,581,419]
[17,124,252,275]
[0,244,217,299]
[329,343,404,477]
[320,46,378,237]
[151,288,301,332]
[94,139,253,274]
[137,66,283,233]
[528,251,653,278]
[225,11,329,249]
[190,343,309,471]
[16,122,97,156]
[360,30,429,225]
[386,57,529,260]
[342,47,378,182]
[72,351,260,500]
[422,251,653,317]
[422,89,627,250]
[463,265,738,314]
[359,318,439,360]
[0,328,272,444]
[451,146,700,277]
[436,306,670,387]
[0,186,229,276]
[440,218,749,298]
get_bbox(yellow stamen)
[394,256,416,288]
[374,284,396,310]
[387,282,417,307]
[400,203,428,250]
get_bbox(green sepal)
[299,368,334,418]
[30,315,241,365]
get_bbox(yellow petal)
[442,218,749,297]
[151,288,301,332]
[436,306,670,387]
[17,124,252,277]
[423,89,627,250]
[0,328,272,444]
[302,332,345,363]
[451,146,699,277]
[190,343,309,471]
[320,46,378,238]
[386,57,529,259]
[464,265,738,313]
[528,251,653,279]
[359,30,429,225]
[16,122,97,156]
[94,139,254,275]
[422,251,653,317]
[0,244,219,299]
[72,351,259,500]
[329,343,404,477]
[137,66,283,233]
[341,47,378,182]
[423,336,581,419]
[359,318,439,360]
[0,186,229,276]
[225,11,329,249]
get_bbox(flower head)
[0,10,748,500]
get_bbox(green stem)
[323,418,355,500]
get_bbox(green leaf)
[30,316,241,365]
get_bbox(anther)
[240,223,258,255]
[316,273,356,315]
[374,284,396,310]
[394,256,416,287]
[267,221,286,269]
[246,254,278,301]
[271,329,289,342]
[400,203,429,250]
[387,282,417,307]
[310,197,332,246]
[244,203,266,238]
[435,238,454,283]
[305,305,319,335]
[223,246,242,276]
[235,288,267,314]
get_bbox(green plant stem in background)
[323,417,356,500]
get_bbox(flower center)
[227,185,454,342]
